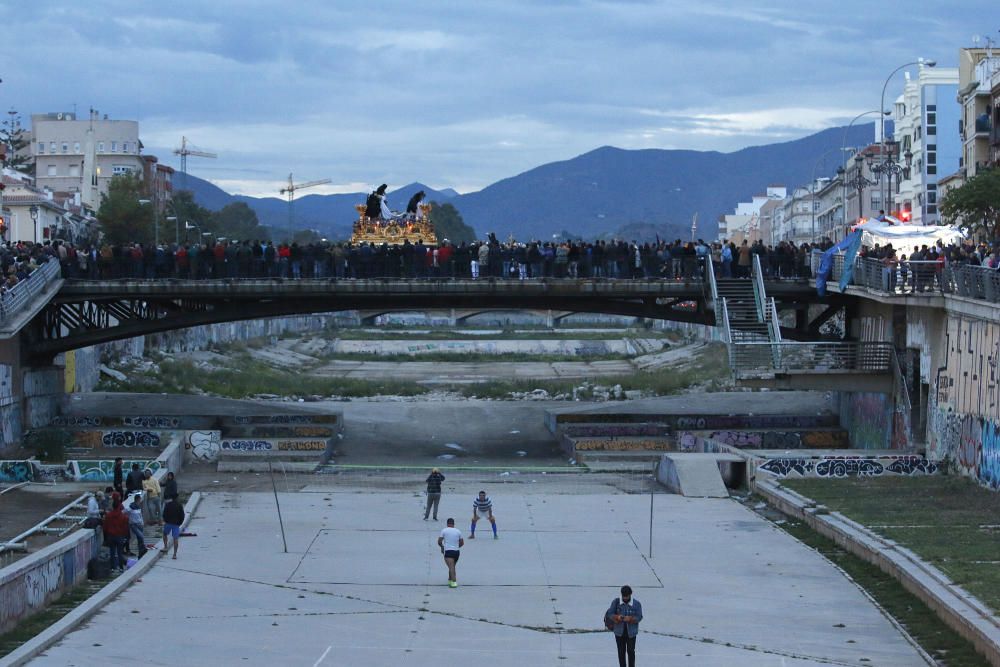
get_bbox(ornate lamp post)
[867,143,914,216]
[839,154,875,231]
[29,204,39,242]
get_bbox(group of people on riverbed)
[84,461,185,573]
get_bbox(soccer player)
[469,490,498,539]
[437,518,464,588]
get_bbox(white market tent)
[851,219,966,250]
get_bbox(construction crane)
[173,136,217,190]
[279,173,332,229]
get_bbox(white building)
[717,186,786,242]
[891,65,960,225]
[26,110,145,209]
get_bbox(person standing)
[162,471,179,503]
[162,495,185,560]
[102,499,129,573]
[606,585,643,667]
[424,468,445,521]
[112,458,124,497]
[469,490,497,539]
[142,470,162,525]
[125,463,144,497]
[126,493,146,557]
[437,518,464,588]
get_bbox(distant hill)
[182,123,876,241]
[181,177,456,240]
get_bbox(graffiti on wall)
[72,459,160,482]
[52,415,103,427]
[222,440,273,451]
[572,438,672,451]
[559,413,838,430]
[0,460,35,482]
[932,409,1000,490]
[277,440,327,451]
[563,424,669,438]
[121,416,181,429]
[101,431,161,448]
[233,415,330,425]
[839,392,892,450]
[700,431,849,449]
[187,431,222,461]
[758,455,937,478]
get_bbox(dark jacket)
[163,499,185,527]
[426,471,445,494]
[125,469,144,494]
[365,192,381,220]
[163,478,178,501]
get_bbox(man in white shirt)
[437,518,465,588]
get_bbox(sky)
[0,1,993,197]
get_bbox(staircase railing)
[729,340,894,378]
[751,253,767,324]
[704,254,719,323]
[0,259,61,323]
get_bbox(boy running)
[469,490,498,539]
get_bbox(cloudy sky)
[1,1,991,196]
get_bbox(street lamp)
[839,154,875,230]
[841,110,890,231]
[29,204,39,243]
[184,220,199,243]
[166,216,178,244]
[879,59,935,212]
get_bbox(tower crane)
[279,173,332,229]
[173,136,217,190]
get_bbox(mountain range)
[182,123,877,241]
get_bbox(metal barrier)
[0,259,62,323]
[729,340,894,377]
[810,250,1000,303]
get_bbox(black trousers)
[616,631,636,667]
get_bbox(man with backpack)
[605,585,643,667]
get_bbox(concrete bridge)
[1,262,999,493]
[18,276,830,363]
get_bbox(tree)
[940,169,1000,240]
[1,111,33,175]
[97,174,154,244]
[429,202,476,243]
[211,202,270,242]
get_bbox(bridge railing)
[0,259,62,323]
[809,250,1000,303]
[730,340,894,378]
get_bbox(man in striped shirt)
[469,490,498,539]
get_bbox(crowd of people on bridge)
[2,234,998,290]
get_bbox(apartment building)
[27,110,146,209]
[717,185,786,243]
[892,65,960,225]
[957,48,1000,179]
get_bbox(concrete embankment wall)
[0,525,100,635]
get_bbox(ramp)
[657,453,739,497]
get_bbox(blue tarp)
[816,231,863,297]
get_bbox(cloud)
[2,0,989,194]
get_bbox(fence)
[0,260,62,323]
[809,251,1000,303]
[729,340,894,378]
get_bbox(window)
[69,164,80,177]
[871,193,882,208]
[928,125,936,136]
[38,141,45,154]
[49,142,56,153]
[73,142,80,153]
[111,141,117,152]
[928,191,937,205]
[112,165,133,175]
[927,166,937,175]
[98,142,104,152]
[928,204,937,215]
[927,112,937,125]
[47,164,57,176]
[927,151,937,166]
[61,143,68,153]
[123,142,129,153]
